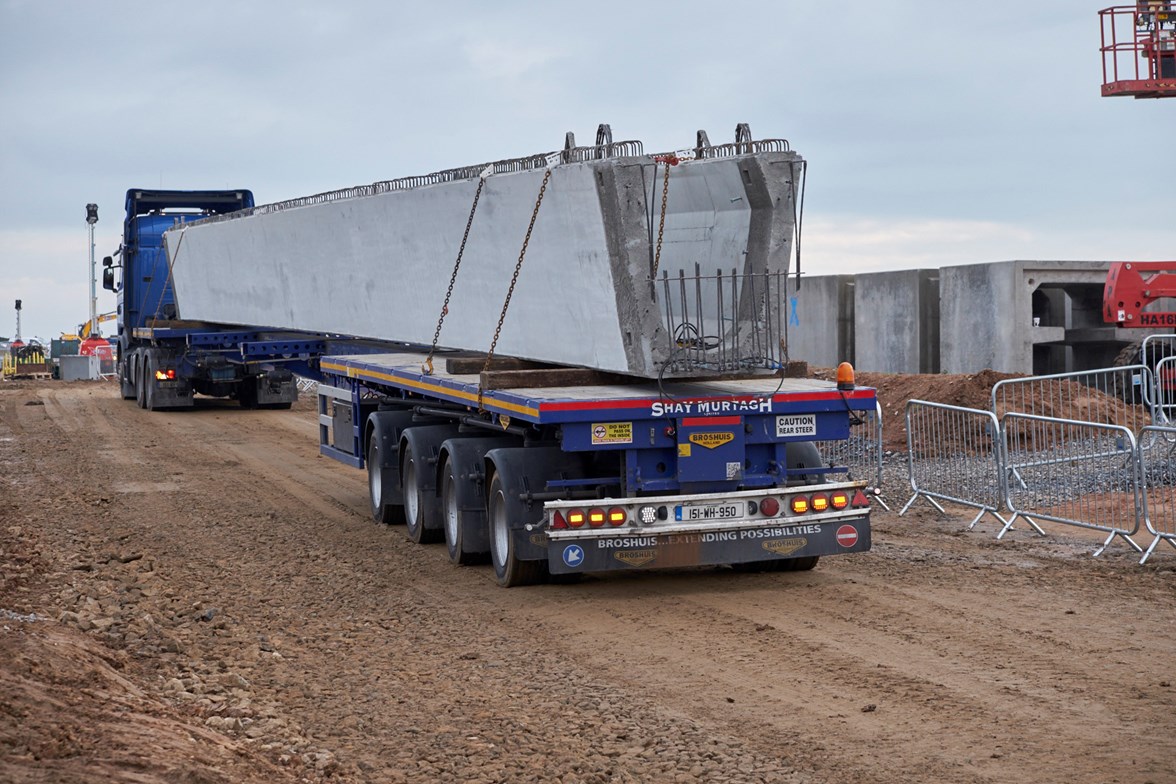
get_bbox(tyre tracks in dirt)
[4,381,1174,784]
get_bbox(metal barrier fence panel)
[817,401,886,508]
[1140,335,1176,417]
[1137,425,1176,564]
[990,365,1155,437]
[1150,354,1176,425]
[899,400,1008,529]
[1001,412,1141,556]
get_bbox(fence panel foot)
[1139,534,1176,565]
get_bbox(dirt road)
[1,380,1173,783]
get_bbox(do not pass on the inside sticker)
[591,422,633,445]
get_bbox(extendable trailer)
[316,350,876,586]
[126,126,881,586]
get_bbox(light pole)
[86,203,98,337]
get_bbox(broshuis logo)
[688,432,735,449]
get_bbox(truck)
[107,126,879,586]
[102,189,300,410]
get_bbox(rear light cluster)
[553,506,629,529]
[551,489,865,530]
[790,490,851,515]
[154,369,176,381]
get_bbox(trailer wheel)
[780,556,819,571]
[487,471,545,587]
[403,450,443,544]
[441,457,481,565]
[368,438,405,525]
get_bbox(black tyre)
[135,354,147,409]
[368,437,406,525]
[488,471,545,587]
[779,556,820,572]
[403,449,443,544]
[238,378,259,409]
[732,555,819,573]
[143,353,158,411]
[119,357,136,400]
[441,456,486,565]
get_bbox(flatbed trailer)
[317,349,876,586]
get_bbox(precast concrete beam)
[163,145,803,379]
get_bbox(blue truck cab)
[102,189,299,410]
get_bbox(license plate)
[674,503,743,522]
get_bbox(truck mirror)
[102,267,115,291]
[102,255,113,268]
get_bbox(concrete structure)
[939,260,1135,375]
[785,260,1147,375]
[854,269,940,374]
[784,275,854,368]
[163,141,804,379]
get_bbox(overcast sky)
[1,0,1173,342]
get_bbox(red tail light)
[790,496,810,514]
[566,509,586,528]
[759,497,780,517]
[588,508,606,528]
[811,494,830,512]
[831,492,849,510]
[607,507,627,526]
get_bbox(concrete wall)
[939,260,1134,374]
[853,269,939,373]
[787,260,1149,376]
[784,275,854,368]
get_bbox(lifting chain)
[650,154,680,281]
[423,166,493,375]
[478,167,553,411]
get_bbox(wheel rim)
[491,490,509,569]
[404,458,419,527]
[443,471,459,548]
[369,445,382,510]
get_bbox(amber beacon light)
[836,362,856,391]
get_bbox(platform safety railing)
[898,401,1009,530]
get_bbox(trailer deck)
[319,352,877,426]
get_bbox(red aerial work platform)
[1100,4,1176,98]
